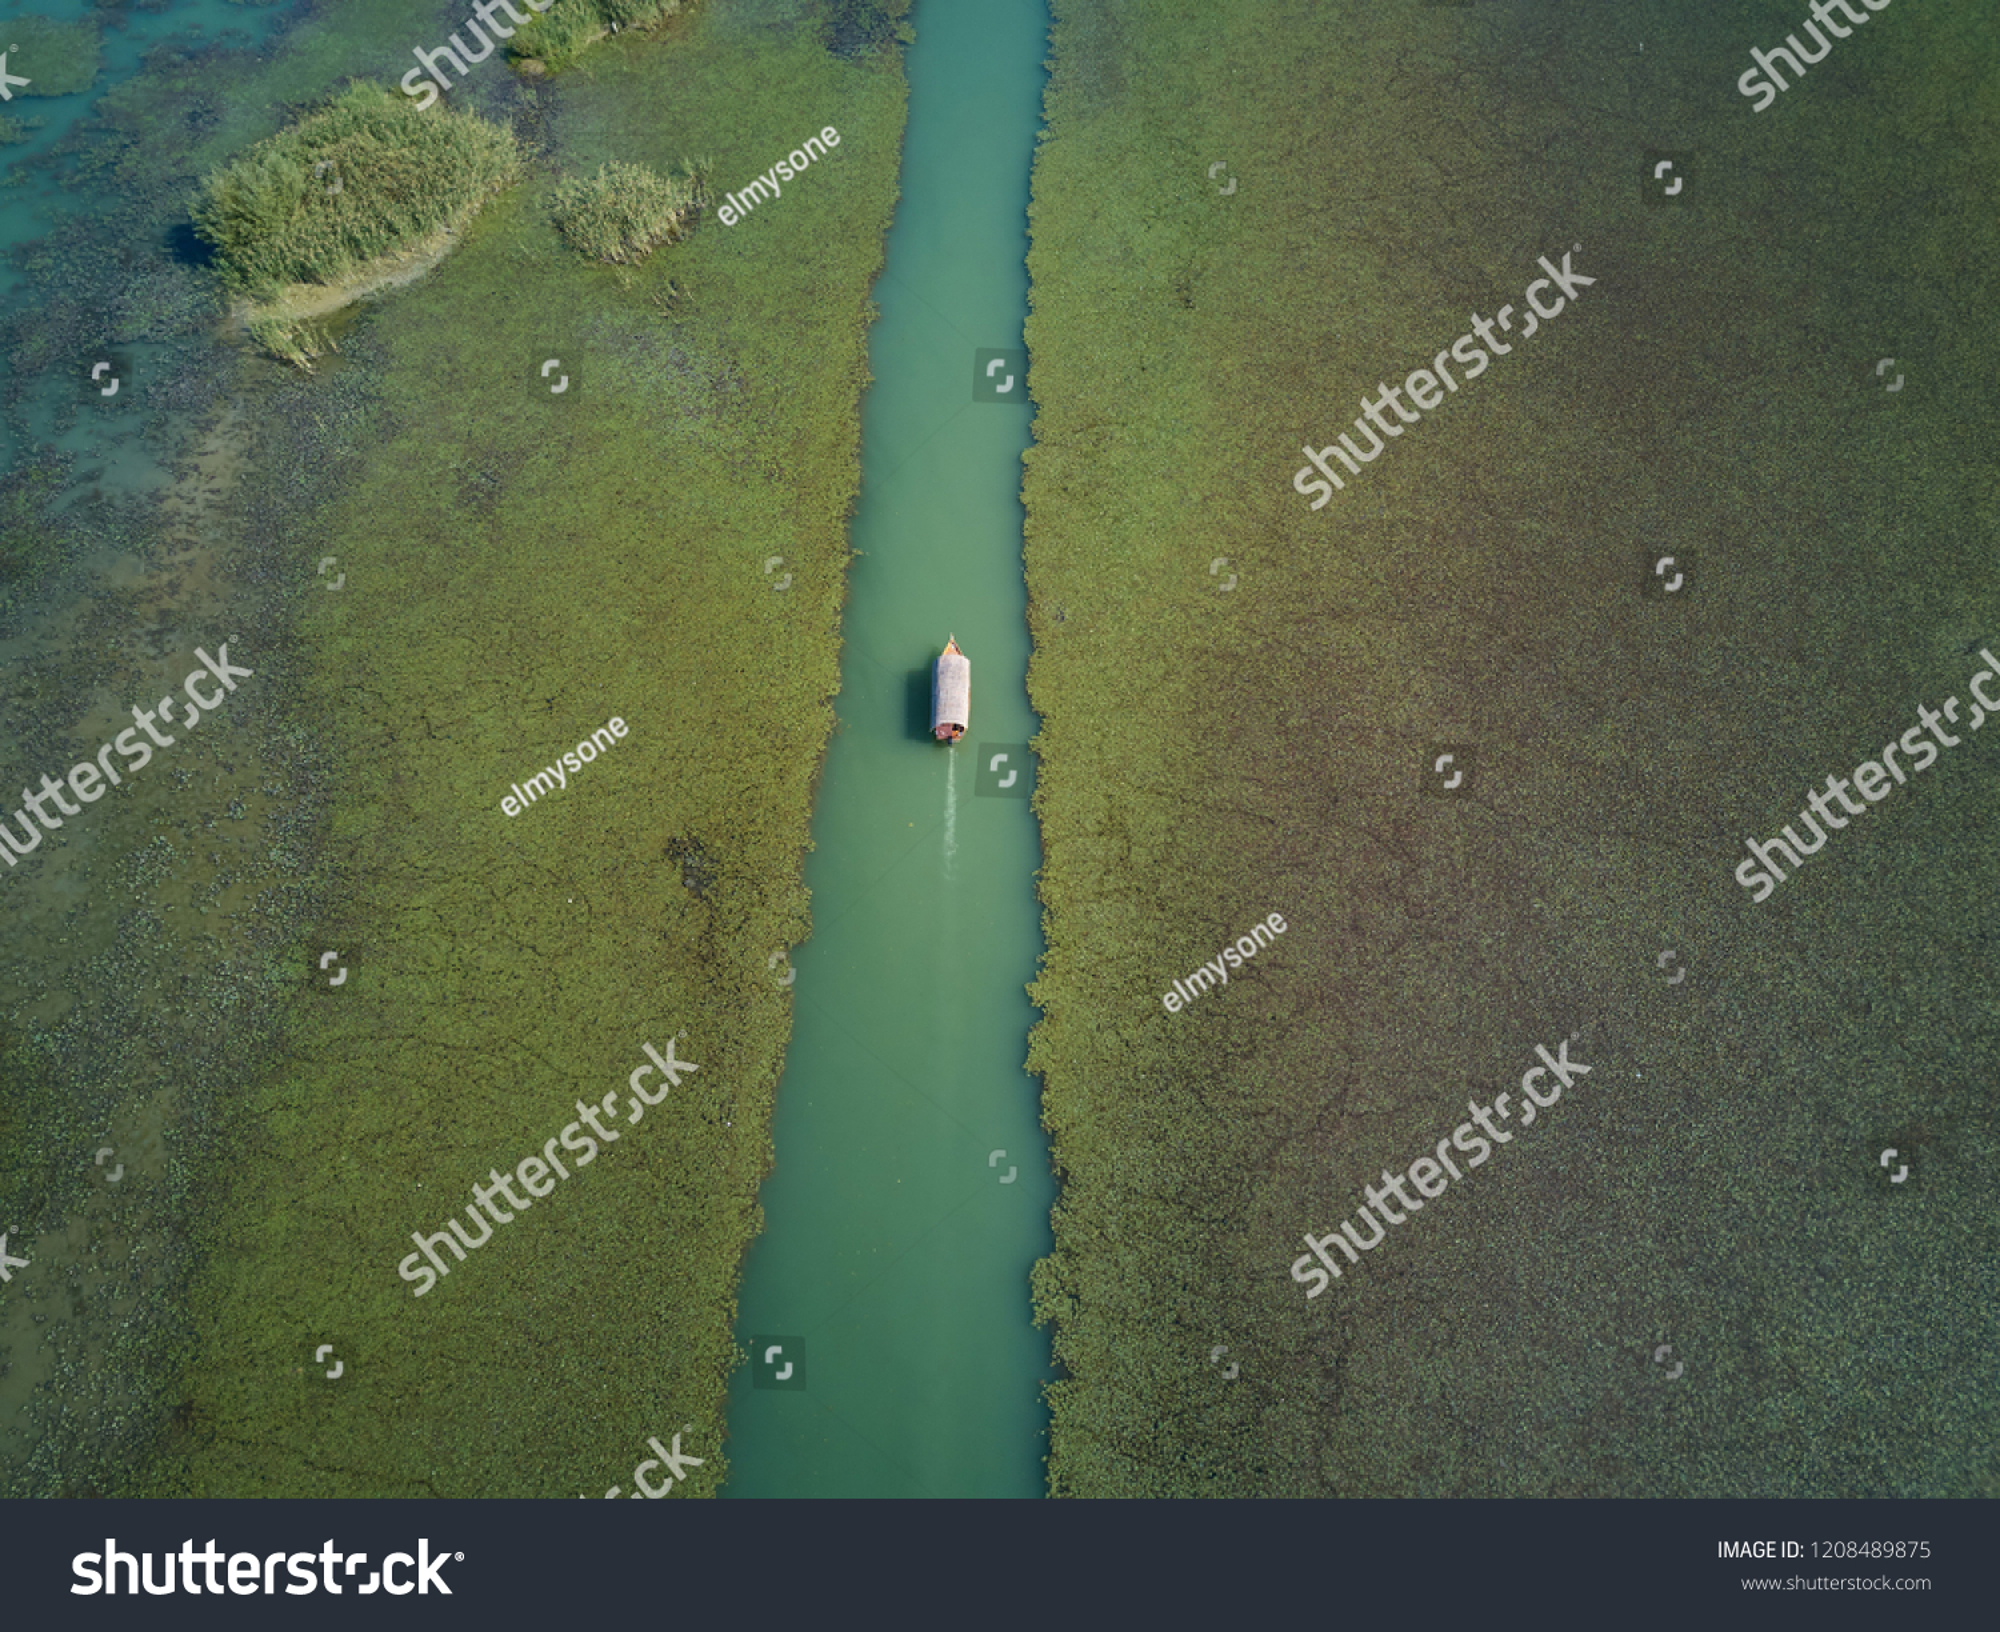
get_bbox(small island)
[189,82,521,367]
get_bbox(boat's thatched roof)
[933,649,971,730]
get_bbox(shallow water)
[0,0,320,1496]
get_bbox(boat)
[932,636,970,742]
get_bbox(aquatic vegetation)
[1022,0,2000,1500]
[243,312,337,371]
[0,461,66,598]
[4,16,102,98]
[824,0,914,62]
[131,8,912,1499]
[108,264,219,345]
[549,159,704,265]
[508,0,697,75]
[189,81,520,300]
[0,1023,62,1210]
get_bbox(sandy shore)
[226,220,468,336]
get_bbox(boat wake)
[944,748,957,877]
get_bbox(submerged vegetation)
[4,16,101,97]
[0,464,63,597]
[189,82,520,363]
[550,159,705,264]
[243,311,338,370]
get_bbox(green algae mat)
[1021,0,2000,1497]
[150,15,910,1497]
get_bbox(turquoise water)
[0,0,296,473]
[724,0,1053,1497]
[0,0,275,265]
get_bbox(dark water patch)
[822,0,908,62]
[666,833,719,901]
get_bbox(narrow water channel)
[724,0,1053,1497]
